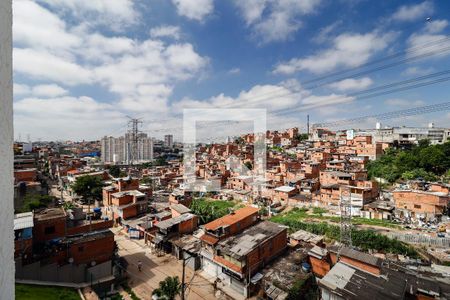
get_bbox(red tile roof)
[200,234,219,245]
[204,206,259,231]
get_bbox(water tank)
[376,122,382,130]
[428,122,434,128]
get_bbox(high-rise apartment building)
[164,134,173,148]
[101,133,153,164]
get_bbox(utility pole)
[181,250,194,300]
[181,255,186,300]
[307,114,310,137]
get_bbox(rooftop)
[319,262,406,300]
[156,213,196,230]
[111,190,145,198]
[170,203,191,214]
[216,221,287,260]
[14,212,34,230]
[329,246,382,268]
[204,206,259,231]
[290,229,323,244]
[274,186,296,193]
[34,208,66,222]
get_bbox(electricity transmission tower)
[127,116,143,165]
[339,185,352,256]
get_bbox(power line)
[313,101,450,128]
[271,69,450,117]
[212,36,450,109]
[302,36,450,85]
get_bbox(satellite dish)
[68,257,74,263]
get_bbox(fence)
[387,232,450,248]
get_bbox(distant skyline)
[13,0,450,141]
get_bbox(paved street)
[115,230,231,300]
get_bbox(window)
[78,246,84,252]
[414,204,421,209]
[44,226,55,234]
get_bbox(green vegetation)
[367,140,450,183]
[286,276,319,300]
[108,165,127,178]
[20,194,56,213]
[15,284,80,300]
[295,133,309,142]
[122,283,141,300]
[72,175,103,202]
[190,198,236,224]
[152,276,181,300]
[244,161,253,170]
[272,207,401,229]
[270,146,284,152]
[271,208,417,257]
[312,207,327,215]
[62,201,76,210]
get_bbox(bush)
[271,212,417,257]
[190,198,236,224]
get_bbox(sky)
[12,0,450,141]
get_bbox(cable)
[313,101,450,128]
[302,36,450,85]
[271,70,450,117]
[210,36,450,110]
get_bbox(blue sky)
[12,0,450,141]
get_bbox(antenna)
[126,116,143,165]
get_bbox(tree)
[72,175,103,202]
[295,133,309,142]
[108,165,122,178]
[152,276,181,300]
[401,168,437,182]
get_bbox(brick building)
[393,190,449,221]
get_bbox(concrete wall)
[0,0,14,298]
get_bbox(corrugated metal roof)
[14,212,34,230]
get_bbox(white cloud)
[150,26,181,40]
[14,83,68,97]
[32,84,68,97]
[392,1,433,22]
[13,0,81,53]
[234,0,321,43]
[312,20,342,44]
[228,67,241,74]
[402,66,434,76]
[274,31,396,74]
[14,96,125,140]
[174,79,354,120]
[407,33,450,58]
[14,48,94,85]
[328,77,373,91]
[384,98,425,107]
[424,19,448,34]
[14,83,31,96]
[13,0,210,139]
[172,0,214,21]
[37,0,138,29]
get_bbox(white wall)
[0,0,14,298]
